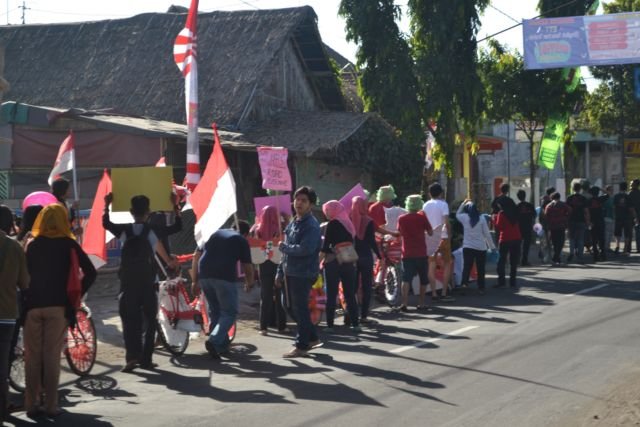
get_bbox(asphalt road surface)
[6,255,640,427]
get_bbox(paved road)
[6,255,640,427]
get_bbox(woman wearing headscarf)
[24,204,96,417]
[351,196,380,323]
[17,205,44,250]
[493,197,522,289]
[321,200,360,332]
[456,200,495,294]
[253,205,288,335]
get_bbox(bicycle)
[156,254,236,357]
[10,303,97,392]
[373,235,403,306]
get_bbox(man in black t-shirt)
[613,182,635,254]
[566,182,590,263]
[588,186,606,262]
[627,179,640,252]
[192,221,255,359]
[516,190,536,266]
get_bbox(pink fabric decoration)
[254,205,281,240]
[322,200,355,237]
[351,196,372,240]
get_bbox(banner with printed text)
[524,12,640,69]
[538,115,568,170]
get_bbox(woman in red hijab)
[253,205,287,335]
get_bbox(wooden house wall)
[246,41,320,126]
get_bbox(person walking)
[103,194,177,372]
[516,190,536,266]
[0,206,29,422]
[493,198,522,289]
[613,182,634,254]
[588,186,606,262]
[253,205,287,335]
[192,221,255,359]
[544,192,572,264]
[24,204,96,417]
[456,200,495,295]
[398,195,433,311]
[350,196,380,323]
[491,183,511,214]
[321,200,360,332]
[628,179,640,252]
[566,182,590,263]
[423,183,454,302]
[603,185,615,253]
[276,186,323,358]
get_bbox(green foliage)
[537,0,599,17]
[338,1,423,145]
[408,0,489,176]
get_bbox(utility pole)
[18,0,28,24]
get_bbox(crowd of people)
[1,175,639,422]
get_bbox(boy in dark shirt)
[613,182,635,254]
[566,182,590,263]
[516,190,536,266]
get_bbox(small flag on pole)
[48,130,76,186]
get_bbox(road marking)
[390,325,479,354]
[564,283,609,297]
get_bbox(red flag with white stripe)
[191,124,237,247]
[174,0,200,190]
[82,169,111,269]
[48,130,75,186]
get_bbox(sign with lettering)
[257,146,292,191]
[524,12,640,69]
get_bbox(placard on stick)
[111,166,174,212]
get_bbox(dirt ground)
[565,366,640,427]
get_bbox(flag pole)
[71,148,79,202]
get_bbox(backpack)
[118,224,156,288]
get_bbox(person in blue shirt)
[276,186,323,358]
[192,221,255,360]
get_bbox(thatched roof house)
[0,6,412,219]
[1,6,343,130]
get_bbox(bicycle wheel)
[384,264,401,306]
[9,328,25,392]
[157,309,190,356]
[65,307,97,376]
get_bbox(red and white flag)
[174,0,200,191]
[82,169,111,269]
[48,130,76,186]
[191,124,237,247]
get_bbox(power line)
[488,4,520,25]
[478,0,581,43]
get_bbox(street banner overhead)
[524,12,640,69]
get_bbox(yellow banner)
[625,140,640,156]
[111,166,174,212]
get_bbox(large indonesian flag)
[81,169,111,269]
[48,131,75,186]
[174,0,200,190]
[191,124,237,247]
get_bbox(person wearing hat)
[628,179,640,252]
[397,195,433,311]
[368,185,396,229]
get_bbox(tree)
[408,0,489,185]
[338,1,424,195]
[478,41,584,201]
